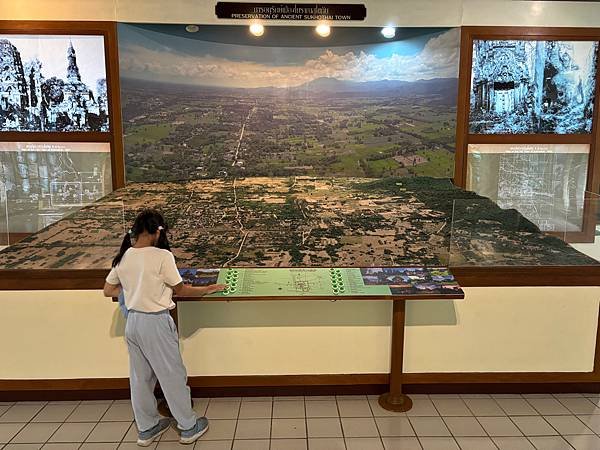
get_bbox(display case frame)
[454,27,600,243]
[0,20,126,240]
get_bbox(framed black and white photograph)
[0,34,109,132]
[469,39,598,134]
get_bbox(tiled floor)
[1,393,600,449]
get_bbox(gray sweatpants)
[125,309,197,432]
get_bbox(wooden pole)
[378,299,413,412]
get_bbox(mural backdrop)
[469,39,598,134]
[118,24,460,182]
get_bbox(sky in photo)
[118,25,459,88]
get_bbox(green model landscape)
[0,176,596,270]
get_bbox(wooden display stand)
[172,275,465,412]
[379,300,413,411]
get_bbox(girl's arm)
[103,282,122,297]
[172,283,227,297]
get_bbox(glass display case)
[0,142,112,236]
[449,191,600,266]
[0,177,598,277]
[467,143,589,233]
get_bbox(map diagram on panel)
[497,152,558,231]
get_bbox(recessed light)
[381,27,396,39]
[316,24,331,37]
[185,24,199,33]
[249,23,265,37]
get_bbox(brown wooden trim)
[106,22,126,189]
[0,232,31,246]
[1,373,599,401]
[0,269,109,290]
[450,265,600,287]
[0,373,597,390]
[453,27,472,187]
[2,266,600,290]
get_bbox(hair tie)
[127,229,132,235]
[158,226,164,231]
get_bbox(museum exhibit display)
[2,0,600,413]
[1,176,598,271]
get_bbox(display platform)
[1,176,599,288]
[178,266,464,300]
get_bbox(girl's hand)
[206,283,228,294]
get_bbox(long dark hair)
[112,209,171,267]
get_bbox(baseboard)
[1,373,599,401]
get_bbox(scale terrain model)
[0,176,595,270]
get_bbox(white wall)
[1,287,597,379]
[1,0,599,27]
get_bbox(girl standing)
[103,209,226,446]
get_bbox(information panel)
[179,267,463,299]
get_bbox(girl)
[103,209,226,446]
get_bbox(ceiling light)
[381,27,396,39]
[315,24,331,37]
[249,23,265,37]
[185,25,199,33]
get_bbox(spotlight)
[315,24,331,37]
[185,24,199,33]
[249,23,265,37]
[381,27,396,39]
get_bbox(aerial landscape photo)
[118,24,459,181]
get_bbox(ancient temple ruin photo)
[469,39,598,134]
[0,35,109,132]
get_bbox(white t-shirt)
[106,247,183,313]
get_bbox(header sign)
[215,2,367,21]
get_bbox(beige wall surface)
[0,287,598,379]
[1,0,599,27]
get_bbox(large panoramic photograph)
[0,35,109,132]
[469,39,598,134]
[118,24,460,182]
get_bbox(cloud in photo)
[120,28,459,88]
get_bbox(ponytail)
[112,232,132,267]
[156,228,171,252]
[111,209,171,266]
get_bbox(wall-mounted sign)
[215,2,367,20]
